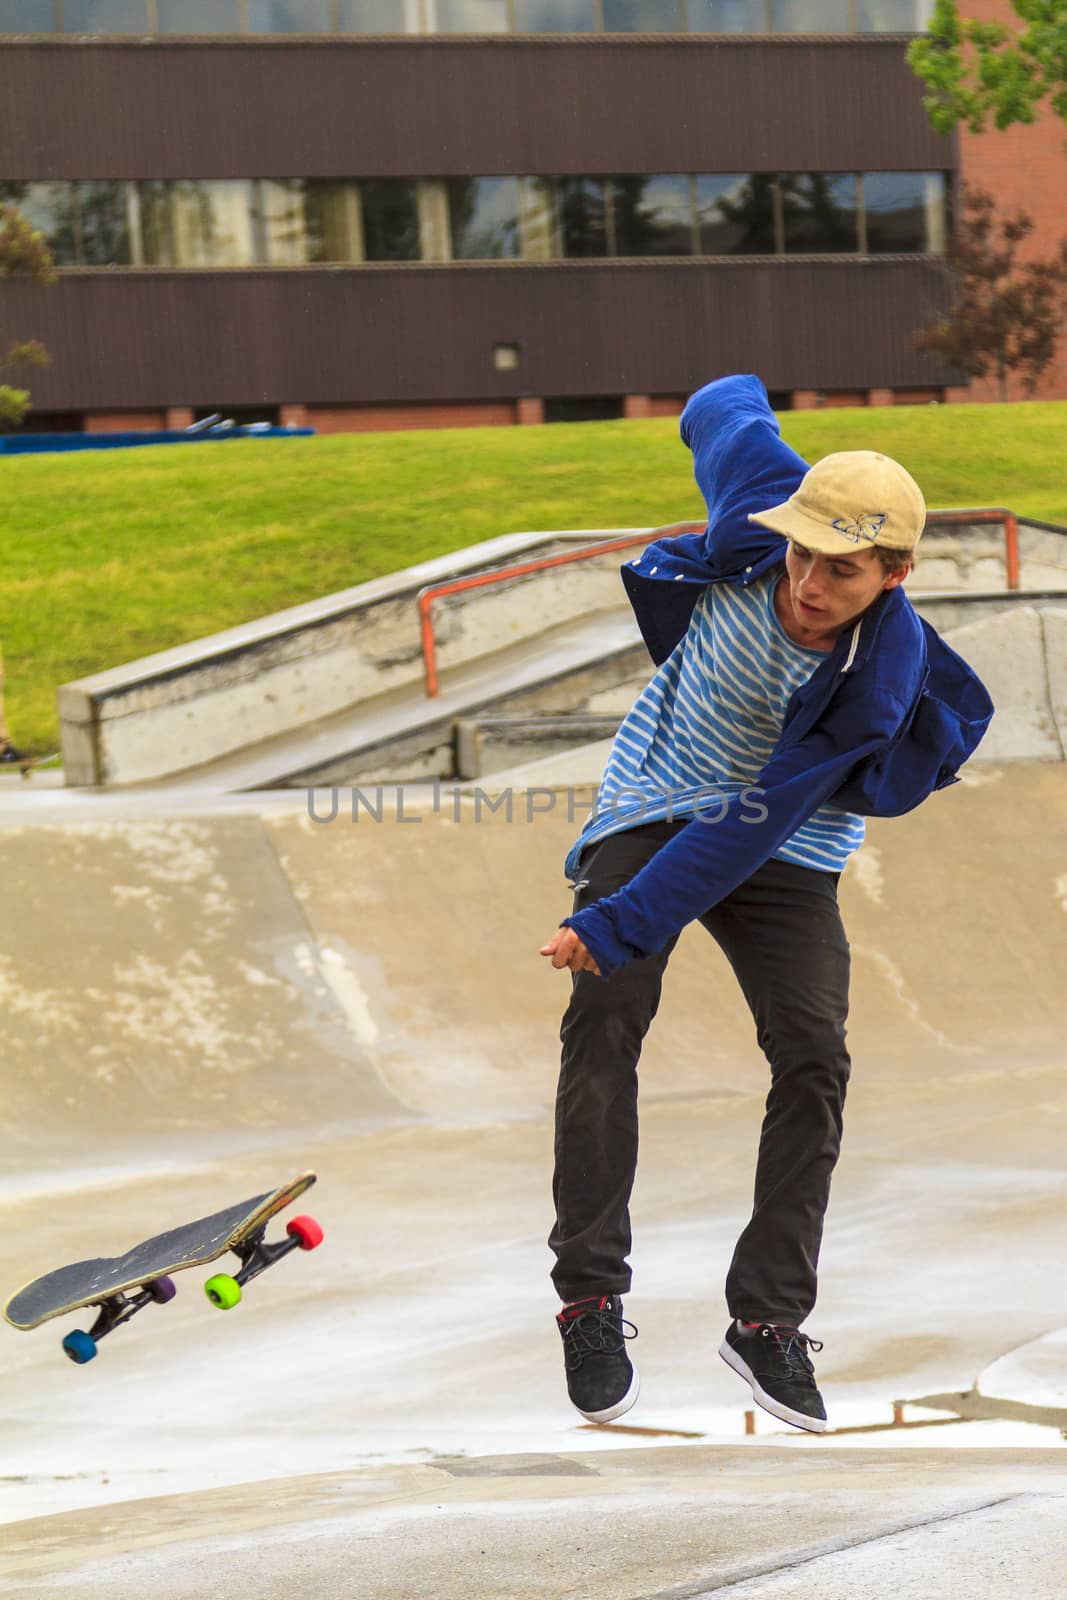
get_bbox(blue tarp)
[0,425,315,455]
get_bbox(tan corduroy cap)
[749,450,926,556]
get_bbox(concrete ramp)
[1,765,1066,1590]
[0,817,405,1169]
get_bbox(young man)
[540,374,993,1433]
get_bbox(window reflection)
[247,0,334,31]
[864,171,944,251]
[857,0,932,28]
[0,0,56,30]
[696,174,776,252]
[781,173,859,252]
[361,180,421,260]
[688,0,768,30]
[513,0,598,29]
[770,0,849,30]
[156,0,242,31]
[20,171,947,266]
[253,179,312,265]
[304,182,363,261]
[75,181,132,265]
[697,176,771,252]
[0,181,78,264]
[337,0,415,30]
[602,0,683,29]
[554,177,609,257]
[137,181,256,266]
[448,178,522,259]
[611,175,693,256]
[433,0,509,31]
[62,0,148,31]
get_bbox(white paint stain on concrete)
[846,846,885,908]
[317,946,380,1047]
[104,951,265,1069]
[852,945,980,1056]
[0,955,79,1032]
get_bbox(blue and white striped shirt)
[565,565,865,880]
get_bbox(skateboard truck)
[63,1215,324,1362]
[204,1214,323,1310]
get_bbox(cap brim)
[747,505,882,557]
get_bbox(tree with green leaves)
[0,204,57,429]
[908,0,1067,141]
[913,185,1067,398]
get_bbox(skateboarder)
[540,374,993,1433]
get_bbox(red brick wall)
[305,401,519,433]
[956,0,1067,400]
[85,410,166,432]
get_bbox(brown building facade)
[0,9,1044,430]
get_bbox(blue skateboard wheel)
[62,1329,98,1364]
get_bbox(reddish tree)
[914,185,1067,400]
[0,205,57,428]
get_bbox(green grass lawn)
[2,399,1065,755]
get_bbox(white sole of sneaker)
[576,1367,640,1424]
[718,1339,828,1434]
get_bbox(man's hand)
[540,927,601,977]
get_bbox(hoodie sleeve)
[562,686,908,978]
[620,375,809,664]
[679,375,810,569]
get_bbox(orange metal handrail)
[925,507,1019,591]
[416,522,704,697]
[417,509,1021,698]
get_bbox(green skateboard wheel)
[204,1274,242,1310]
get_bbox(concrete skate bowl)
[1,762,1064,1181]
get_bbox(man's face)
[782,540,909,647]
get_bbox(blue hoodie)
[562,375,994,977]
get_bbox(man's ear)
[882,565,910,591]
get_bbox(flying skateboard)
[3,1170,323,1364]
[0,743,59,778]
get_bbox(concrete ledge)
[56,516,1067,788]
[58,527,650,787]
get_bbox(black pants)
[549,819,852,1326]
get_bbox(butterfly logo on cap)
[830,512,888,545]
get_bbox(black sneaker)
[556,1294,639,1423]
[719,1319,827,1433]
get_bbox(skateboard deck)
[4,1170,321,1363]
[0,746,59,778]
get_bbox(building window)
[512,0,598,29]
[863,171,945,252]
[447,178,522,259]
[695,174,776,253]
[770,0,850,30]
[856,0,932,29]
[302,181,362,261]
[337,0,417,30]
[0,0,57,29]
[23,170,947,267]
[688,0,768,31]
[156,0,242,29]
[75,181,133,265]
[62,0,149,31]
[602,0,684,29]
[247,0,334,31]
[611,175,694,256]
[136,180,257,266]
[552,177,610,257]
[0,181,79,264]
[780,173,859,253]
[360,179,421,261]
[430,0,509,30]
[253,179,314,265]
